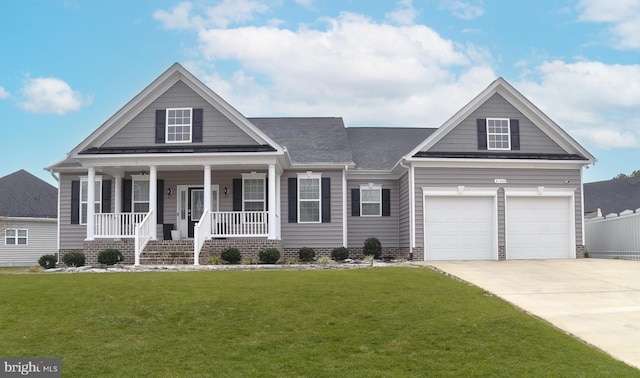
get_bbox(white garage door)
[424,196,495,260]
[506,196,572,259]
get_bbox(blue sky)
[1,0,639,185]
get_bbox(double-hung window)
[80,177,102,224]
[360,184,382,217]
[166,108,192,143]
[242,173,265,211]
[298,173,321,223]
[132,175,150,213]
[486,118,510,150]
[5,229,27,245]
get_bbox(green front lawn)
[0,267,636,377]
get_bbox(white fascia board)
[0,217,57,223]
[76,152,282,168]
[406,157,590,170]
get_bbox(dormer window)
[487,118,510,150]
[166,108,192,143]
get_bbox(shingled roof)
[584,176,640,216]
[0,170,57,218]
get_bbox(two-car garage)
[423,188,575,261]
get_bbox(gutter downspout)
[399,159,414,261]
[342,165,348,247]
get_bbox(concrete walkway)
[415,259,640,370]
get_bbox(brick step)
[140,251,194,265]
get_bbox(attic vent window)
[166,108,192,143]
[487,118,510,150]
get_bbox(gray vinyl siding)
[347,179,399,248]
[398,172,410,248]
[428,93,567,154]
[414,167,583,248]
[60,173,87,250]
[0,219,56,266]
[281,170,343,249]
[102,81,259,148]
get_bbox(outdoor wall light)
[224,187,228,197]
[167,188,172,197]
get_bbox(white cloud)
[438,0,485,20]
[0,87,9,99]
[18,77,91,115]
[153,2,199,30]
[188,11,494,126]
[385,0,419,26]
[577,0,640,49]
[154,0,270,30]
[517,60,640,149]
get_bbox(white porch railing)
[193,209,211,266]
[134,212,153,266]
[94,213,147,238]
[211,211,268,237]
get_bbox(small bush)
[331,247,349,261]
[286,257,300,265]
[97,249,123,265]
[298,247,316,262]
[62,251,86,267]
[206,256,222,265]
[221,247,241,264]
[242,256,256,265]
[259,248,280,264]
[317,256,332,265]
[363,237,382,259]
[38,254,57,269]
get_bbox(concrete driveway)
[416,259,640,370]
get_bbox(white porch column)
[114,175,122,214]
[204,165,212,213]
[268,164,276,239]
[149,166,158,240]
[86,167,95,240]
[276,172,281,239]
[342,166,348,247]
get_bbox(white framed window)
[360,184,382,217]
[298,172,322,223]
[166,108,192,143]
[242,173,266,211]
[5,229,27,245]
[132,175,150,213]
[80,177,102,225]
[487,118,510,150]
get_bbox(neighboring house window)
[5,229,27,245]
[298,173,322,223]
[166,108,192,143]
[80,177,102,224]
[486,118,510,150]
[360,184,382,217]
[132,176,150,213]
[242,173,266,211]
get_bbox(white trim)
[406,159,589,170]
[79,174,102,227]
[268,165,276,239]
[297,172,322,224]
[422,187,499,197]
[241,172,266,212]
[359,184,382,217]
[486,118,511,150]
[503,187,576,197]
[165,107,192,144]
[5,228,28,246]
[342,166,348,247]
[580,168,585,246]
[131,174,151,213]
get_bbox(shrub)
[242,256,256,265]
[331,247,349,261]
[363,237,382,259]
[206,256,222,265]
[298,247,315,262]
[259,248,280,264]
[221,247,241,264]
[38,254,57,269]
[62,251,86,267]
[97,249,123,265]
[317,256,332,265]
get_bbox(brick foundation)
[576,244,586,259]
[200,239,283,264]
[498,245,506,261]
[83,239,135,265]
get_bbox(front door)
[188,188,205,238]
[177,185,219,239]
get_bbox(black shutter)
[288,178,297,223]
[155,110,166,144]
[122,179,132,212]
[322,177,331,223]
[233,179,242,211]
[157,179,164,223]
[71,180,80,224]
[192,108,203,143]
[102,180,112,213]
[351,189,360,216]
[382,189,391,216]
[477,118,487,150]
[510,119,520,150]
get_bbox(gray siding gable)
[428,93,567,155]
[101,81,259,148]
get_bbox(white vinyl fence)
[585,209,640,260]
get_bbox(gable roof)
[252,117,354,166]
[347,127,436,171]
[67,63,284,158]
[584,177,640,216]
[405,77,595,163]
[0,170,57,218]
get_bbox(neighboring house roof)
[584,177,640,216]
[346,127,436,170]
[251,117,354,165]
[0,170,57,218]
